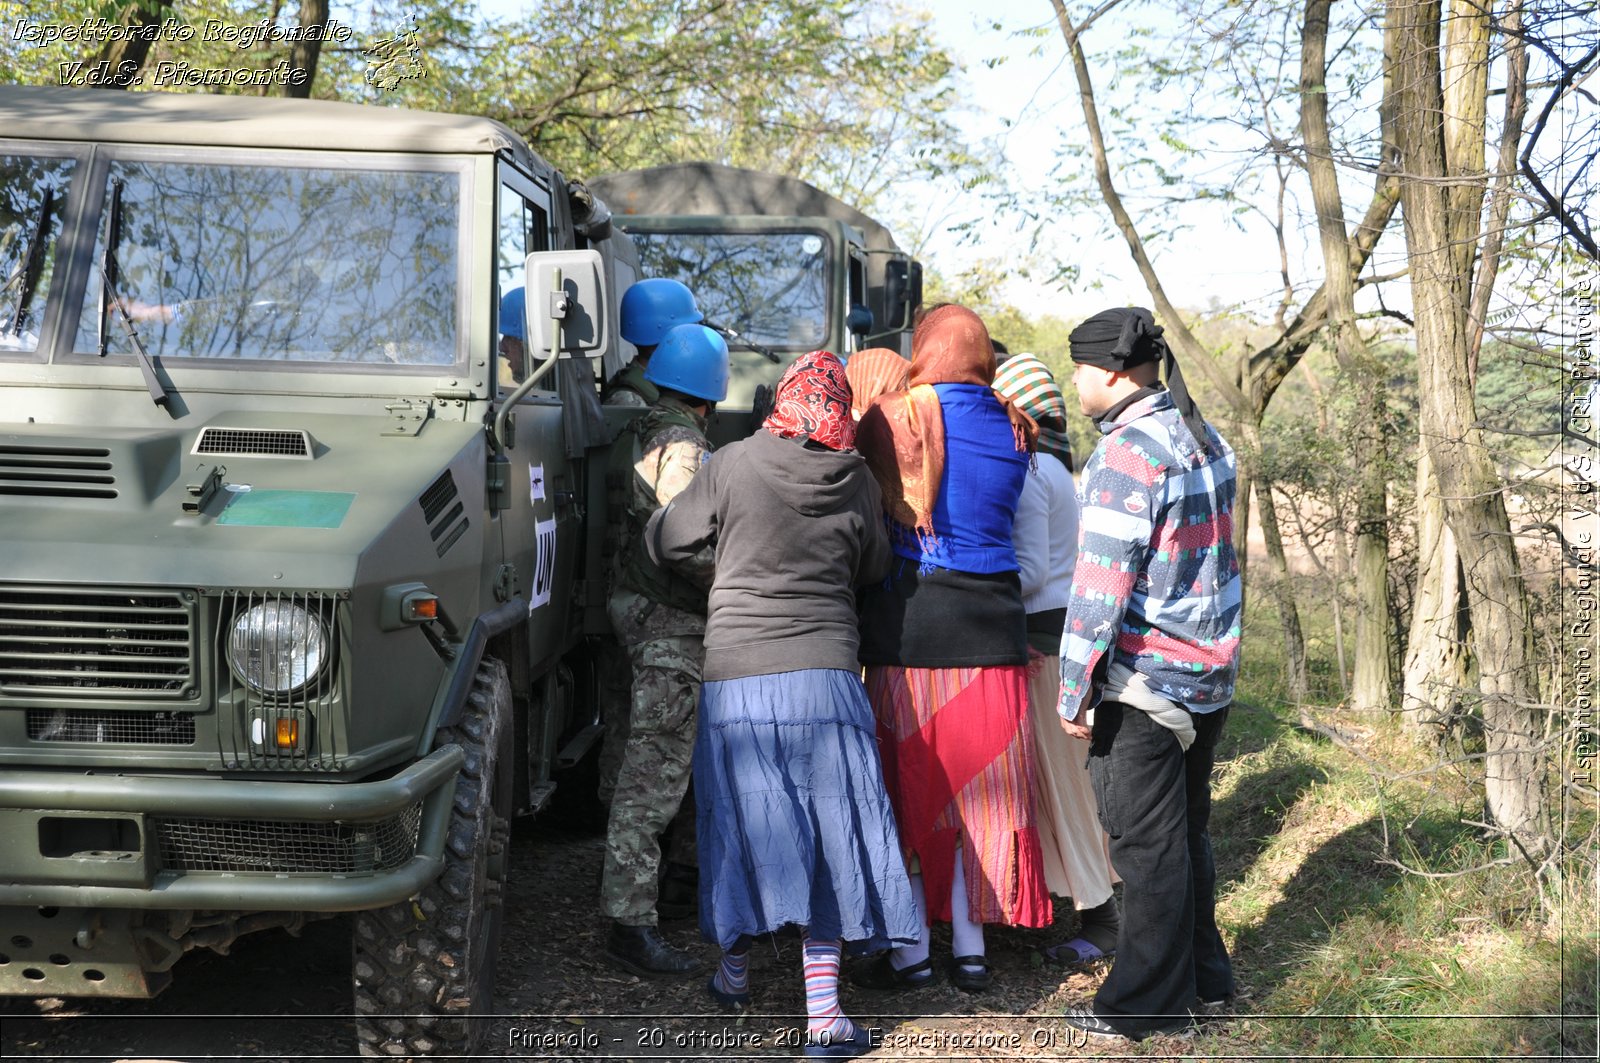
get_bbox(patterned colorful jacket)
[1057,389,1241,720]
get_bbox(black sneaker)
[1061,1005,1193,1043]
[605,922,702,977]
[1060,1005,1129,1042]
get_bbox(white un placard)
[529,517,557,611]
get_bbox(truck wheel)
[352,657,515,1057]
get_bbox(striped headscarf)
[844,347,911,417]
[993,353,1074,472]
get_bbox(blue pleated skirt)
[695,668,921,952]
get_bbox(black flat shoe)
[706,974,751,1009]
[948,955,993,992]
[849,953,935,991]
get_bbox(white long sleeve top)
[1012,451,1079,615]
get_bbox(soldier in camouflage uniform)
[601,321,728,978]
[597,279,705,810]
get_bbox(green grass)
[1182,595,1599,1060]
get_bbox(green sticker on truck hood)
[218,490,356,528]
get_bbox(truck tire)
[352,657,515,1057]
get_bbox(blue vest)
[888,383,1029,573]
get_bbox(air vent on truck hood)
[0,444,116,498]
[419,470,467,557]
[193,427,313,458]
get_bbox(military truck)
[0,85,634,1056]
[588,162,923,409]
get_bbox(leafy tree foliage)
[0,0,982,217]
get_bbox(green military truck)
[588,162,923,409]
[0,85,635,1055]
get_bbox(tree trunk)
[92,1,176,89]
[285,0,331,99]
[1236,420,1310,705]
[1390,0,1548,845]
[1234,467,1253,590]
[1402,449,1472,731]
[1300,0,1395,714]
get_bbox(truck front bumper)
[0,745,464,911]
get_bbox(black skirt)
[857,559,1028,668]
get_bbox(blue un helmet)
[499,287,526,340]
[645,324,729,402]
[619,278,702,348]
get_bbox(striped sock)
[801,935,855,1044]
[713,947,749,997]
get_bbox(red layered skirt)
[865,664,1052,928]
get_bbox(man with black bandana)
[1055,306,1242,1042]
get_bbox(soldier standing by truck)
[596,278,708,924]
[601,322,729,976]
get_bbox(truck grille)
[0,587,196,698]
[27,709,196,744]
[0,444,116,498]
[156,805,422,874]
[193,427,312,458]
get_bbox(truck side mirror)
[524,249,609,357]
[883,259,924,332]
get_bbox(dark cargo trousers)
[1087,699,1234,1036]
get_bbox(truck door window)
[495,185,549,391]
[0,153,76,354]
[71,158,462,366]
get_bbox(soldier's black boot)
[605,922,702,977]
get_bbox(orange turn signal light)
[275,719,299,748]
[401,592,440,623]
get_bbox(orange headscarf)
[845,348,911,417]
[857,305,1037,536]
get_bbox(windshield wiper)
[98,179,172,411]
[705,319,781,364]
[3,187,54,336]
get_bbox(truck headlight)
[227,602,329,694]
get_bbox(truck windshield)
[628,229,829,351]
[72,158,461,366]
[0,153,76,353]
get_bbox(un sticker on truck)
[529,516,557,611]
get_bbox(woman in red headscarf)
[646,352,918,1060]
[852,304,1052,994]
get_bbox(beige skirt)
[1028,653,1117,908]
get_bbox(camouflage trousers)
[599,633,703,924]
[597,637,697,867]
[596,637,633,807]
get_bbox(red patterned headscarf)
[763,350,856,451]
